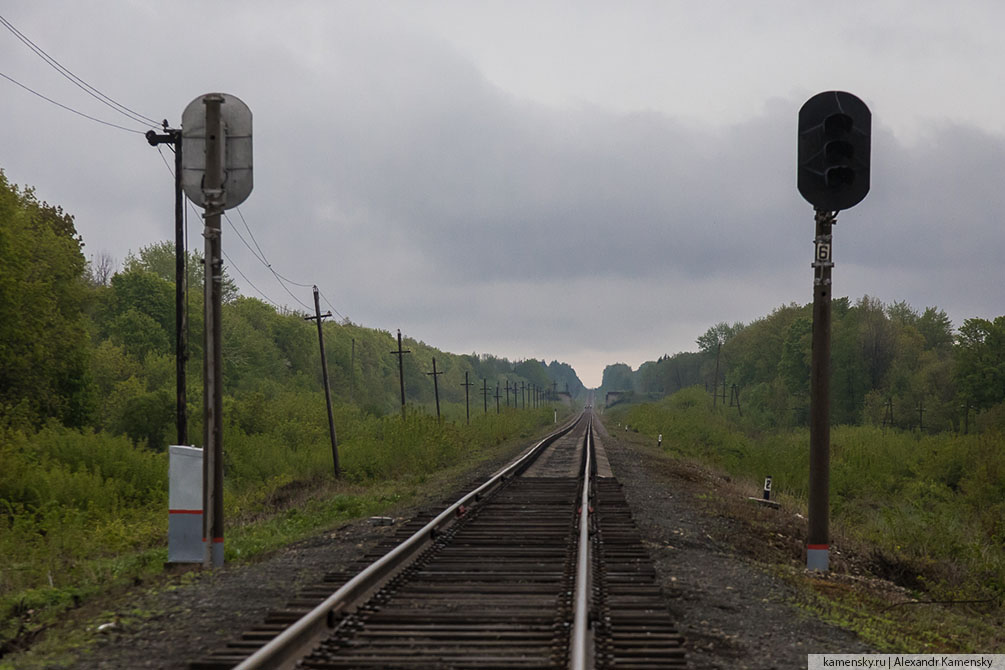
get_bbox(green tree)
[124,240,238,302]
[0,171,93,426]
[955,316,1005,411]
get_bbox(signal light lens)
[825,140,854,161]
[823,113,853,134]
[825,166,856,187]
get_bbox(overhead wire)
[155,146,286,310]
[0,13,160,129]
[0,70,146,134]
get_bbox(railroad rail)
[192,411,684,669]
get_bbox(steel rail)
[569,415,594,670]
[233,412,585,670]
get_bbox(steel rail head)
[570,416,595,670]
[232,411,586,670]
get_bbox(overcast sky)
[3,2,1003,387]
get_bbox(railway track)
[192,411,684,669]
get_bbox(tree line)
[600,297,1004,434]
[0,170,585,450]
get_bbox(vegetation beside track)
[605,389,1005,651]
[0,405,568,662]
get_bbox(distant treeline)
[0,169,585,448]
[600,300,1004,434]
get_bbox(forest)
[0,169,584,652]
[600,299,1004,435]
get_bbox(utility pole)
[145,124,187,446]
[917,398,925,432]
[712,341,721,408]
[552,382,558,401]
[305,286,339,476]
[391,330,411,420]
[461,372,473,424]
[202,95,225,568]
[482,378,490,414]
[349,338,355,404]
[520,381,526,409]
[494,382,501,414]
[426,358,444,421]
[505,380,511,408]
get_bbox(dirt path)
[595,415,874,668]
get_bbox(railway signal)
[797,91,871,572]
[167,92,253,569]
[798,91,871,212]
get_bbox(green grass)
[0,404,569,658]
[612,388,1005,605]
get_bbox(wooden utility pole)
[712,341,722,408]
[202,95,225,568]
[349,337,355,404]
[426,358,444,421]
[461,372,473,424]
[391,330,411,420]
[520,381,526,409]
[505,380,511,408]
[305,286,339,476]
[494,382,501,414]
[482,378,490,414]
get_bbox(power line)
[0,14,160,128]
[318,289,348,323]
[221,250,281,308]
[0,70,146,134]
[153,134,338,317]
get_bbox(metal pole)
[202,94,225,568]
[145,127,189,447]
[311,286,339,476]
[808,209,835,571]
[173,130,188,446]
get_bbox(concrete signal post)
[180,92,253,568]
[797,91,870,571]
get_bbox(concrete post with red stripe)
[168,445,203,564]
